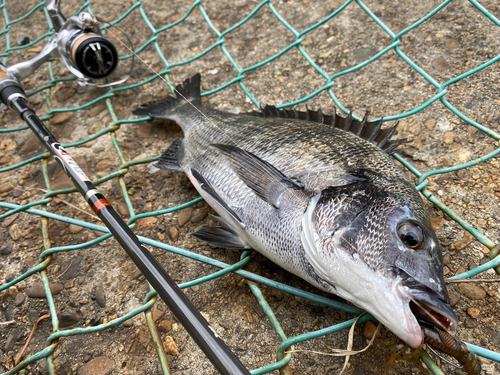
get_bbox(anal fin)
[191,225,250,249]
[155,138,183,172]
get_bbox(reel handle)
[47,0,66,32]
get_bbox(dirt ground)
[1,0,500,374]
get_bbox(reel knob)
[71,34,118,80]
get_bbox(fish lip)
[402,279,458,332]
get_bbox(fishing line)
[106,27,458,340]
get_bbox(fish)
[133,74,458,348]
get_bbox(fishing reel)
[5,0,133,88]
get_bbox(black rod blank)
[1,77,250,375]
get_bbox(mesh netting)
[1,0,500,374]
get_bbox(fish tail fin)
[132,74,202,119]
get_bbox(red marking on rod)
[92,199,111,215]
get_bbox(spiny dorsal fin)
[252,105,404,155]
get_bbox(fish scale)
[133,74,457,350]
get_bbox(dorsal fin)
[252,105,405,155]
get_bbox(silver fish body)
[134,74,457,348]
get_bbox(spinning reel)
[5,0,133,87]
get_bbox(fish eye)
[397,223,425,249]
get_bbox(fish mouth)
[402,277,458,333]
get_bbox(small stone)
[458,150,471,163]
[467,307,480,319]
[65,280,74,289]
[443,132,454,144]
[88,101,108,117]
[5,328,22,351]
[178,208,193,226]
[465,318,475,328]
[16,36,30,46]
[117,202,130,216]
[54,87,77,103]
[29,309,39,324]
[123,319,133,327]
[5,304,12,320]
[152,308,164,322]
[95,160,111,170]
[60,256,83,280]
[51,112,74,125]
[191,208,208,223]
[449,291,460,306]
[95,287,106,308]
[153,181,165,191]
[157,232,165,241]
[424,119,436,130]
[458,283,486,300]
[443,266,450,276]
[1,138,16,150]
[137,123,153,138]
[0,182,14,193]
[353,47,376,63]
[169,193,181,203]
[0,244,13,255]
[88,121,102,134]
[408,123,421,135]
[363,321,380,340]
[20,133,41,153]
[9,223,22,240]
[59,312,80,327]
[245,311,253,323]
[430,217,443,231]
[158,320,172,332]
[163,336,179,355]
[78,356,115,375]
[137,328,150,348]
[69,224,84,234]
[433,57,450,70]
[138,217,157,230]
[14,292,25,306]
[445,38,460,50]
[27,282,64,298]
[168,226,179,242]
[8,286,18,298]
[12,189,23,197]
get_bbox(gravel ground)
[1,1,500,374]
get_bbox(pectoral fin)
[191,225,250,249]
[155,138,183,172]
[190,168,243,226]
[212,144,303,208]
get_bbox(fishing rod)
[0,1,250,374]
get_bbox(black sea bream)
[133,74,457,348]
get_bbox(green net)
[1,0,500,374]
